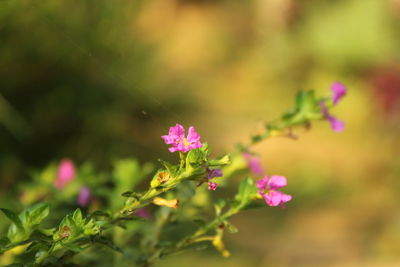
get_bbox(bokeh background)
[1,0,400,266]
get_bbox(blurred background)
[1,0,400,266]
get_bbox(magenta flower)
[136,208,151,220]
[208,168,223,179]
[242,152,264,176]
[161,124,202,153]
[77,187,91,207]
[320,102,345,133]
[331,82,347,105]
[54,159,76,189]
[208,182,218,191]
[206,168,223,191]
[257,175,292,207]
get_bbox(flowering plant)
[0,83,346,266]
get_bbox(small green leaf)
[208,155,231,167]
[72,209,83,225]
[94,236,122,253]
[121,191,141,199]
[61,242,84,253]
[90,210,111,218]
[26,203,50,226]
[234,177,258,209]
[0,208,25,233]
[214,199,226,217]
[186,148,205,173]
[0,237,10,249]
[158,159,178,175]
[225,221,238,234]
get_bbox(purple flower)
[206,168,223,191]
[320,102,345,133]
[331,82,347,105]
[54,159,76,189]
[161,124,202,153]
[136,208,151,219]
[77,187,91,207]
[257,175,292,207]
[208,182,218,191]
[242,152,264,176]
[208,168,223,179]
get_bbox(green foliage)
[233,178,258,210]
[0,87,342,266]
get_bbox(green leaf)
[72,209,83,225]
[158,159,178,175]
[121,191,141,199]
[234,177,258,209]
[225,221,238,234]
[208,155,231,167]
[94,236,122,253]
[0,237,10,249]
[296,90,316,112]
[90,210,111,218]
[0,208,25,233]
[61,242,84,253]
[26,203,50,226]
[214,199,226,217]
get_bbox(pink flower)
[257,175,292,207]
[208,182,218,191]
[242,152,264,176]
[77,187,91,207]
[54,159,76,189]
[320,102,345,133]
[161,124,202,153]
[136,208,151,219]
[331,82,347,105]
[206,168,223,191]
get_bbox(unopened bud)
[152,197,179,208]
[150,171,171,188]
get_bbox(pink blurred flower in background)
[77,187,91,207]
[54,159,76,189]
[161,124,202,152]
[320,82,347,133]
[320,102,345,133]
[257,175,292,207]
[242,152,264,176]
[136,208,151,219]
[331,82,347,105]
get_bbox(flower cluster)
[207,168,223,191]
[54,159,76,189]
[257,175,292,207]
[321,82,347,133]
[161,124,202,152]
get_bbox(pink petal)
[55,159,76,190]
[187,126,200,142]
[263,191,289,207]
[256,176,269,190]
[280,193,292,203]
[77,187,91,207]
[208,181,218,191]
[171,124,185,139]
[331,82,347,105]
[243,153,264,176]
[267,175,287,190]
[320,102,329,117]
[328,116,345,133]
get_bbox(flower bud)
[152,197,179,208]
[150,171,171,188]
